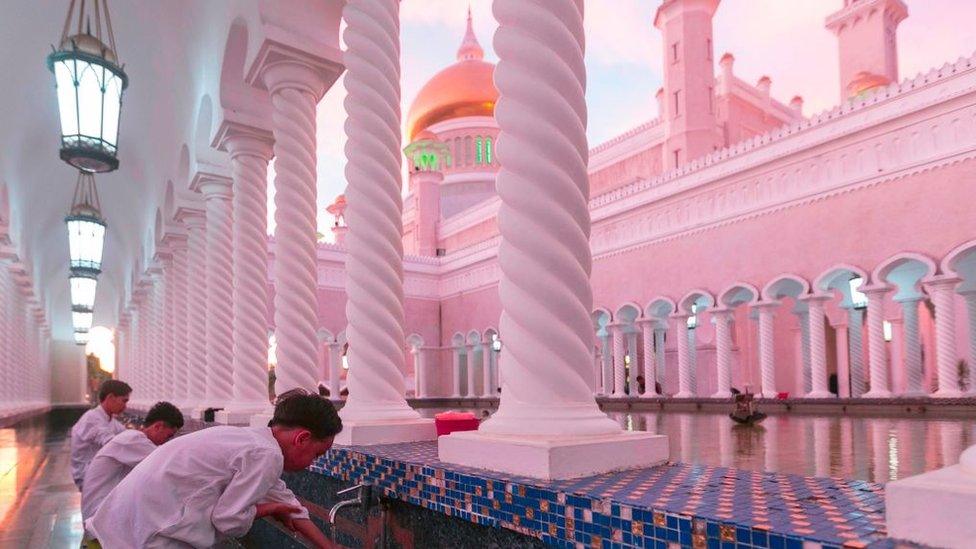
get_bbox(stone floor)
[0,408,86,549]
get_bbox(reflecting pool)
[419,407,975,482]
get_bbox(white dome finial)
[457,5,484,61]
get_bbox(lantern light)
[491,333,502,352]
[687,303,699,329]
[74,330,90,346]
[69,271,98,311]
[66,171,106,274]
[73,310,94,332]
[47,0,128,173]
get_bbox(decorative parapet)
[590,51,976,209]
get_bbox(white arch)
[762,274,810,301]
[872,252,938,299]
[942,239,976,293]
[644,297,676,320]
[717,282,760,308]
[678,289,714,314]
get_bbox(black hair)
[144,401,185,429]
[269,392,343,440]
[98,379,132,402]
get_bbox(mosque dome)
[405,9,497,141]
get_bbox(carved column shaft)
[183,214,209,405]
[675,318,693,398]
[899,298,924,394]
[806,297,832,397]
[713,310,733,398]
[926,277,961,396]
[848,308,866,397]
[199,179,235,404]
[639,321,657,396]
[611,325,626,397]
[863,286,892,397]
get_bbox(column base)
[804,390,834,399]
[438,430,668,480]
[759,392,779,399]
[215,405,273,426]
[900,390,929,398]
[932,389,964,398]
[711,391,732,399]
[862,390,892,398]
[886,464,976,547]
[333,418,436,446]
[674,391,696,398]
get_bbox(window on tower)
[476,137,484,164]
[485,137,493,164]
[673,90,680,117]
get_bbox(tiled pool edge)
[311,441,892,549]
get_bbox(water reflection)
[621,412,975,482]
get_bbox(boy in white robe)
[88,391,341,548]
[81,401,184,521]
[70,379,131,489]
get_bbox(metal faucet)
[328,483,372,523]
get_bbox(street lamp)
[47,0,128,173]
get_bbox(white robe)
[69,405,125,489]
[81,429,156,522]
[87,425,309,548]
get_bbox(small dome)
[847,71,890,98]
[404,9,497,141]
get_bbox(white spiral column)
[220,129,276,422]
[848,306,866,397]
[339,0,423,429]
[465,344,478,397]
[805,295,832,398]
[610,324,626,397]
[0,263,12,408]
[261,64,325,397]
[476,0,619,437]
[195,177,235,407]
[674,314,694,397]
[898,297,925,395]
[451,347,462,398]
[925,276,962,397]
[796,310,812,394]
[180,211,208,411]
[654,327,666,388]
[712,309,733,398]
[862,285,892,397]
[481,343,493,397]
[147,278,164,403]
[439,1,665,479]
[169,236,189,405]
[639,320,657,396]
[754,302,777,398]
[160,255,176,400]
[962,291,976,394]
[327,342,343,401]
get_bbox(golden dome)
[405,8,497,141]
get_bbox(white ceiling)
[0,1,320,340]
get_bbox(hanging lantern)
[74,330,90,346]
[73,310,94,332]
[69,270,98,311]
[47,0,128,173]
[66,171,106,274]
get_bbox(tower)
[826,0,908,100]
[654,0,722,170]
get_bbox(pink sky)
[279,0,976,236]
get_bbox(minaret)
[825,0,908,100]
[654,0,721,170]
[457,7,483,61]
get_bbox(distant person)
[87,390,342,548]
[70,379,131,489]
[635,375,646,395]
[81,401,184,522]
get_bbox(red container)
[434,411,480,436]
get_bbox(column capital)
[190,172,234,199]
[669,312,691,320]
[750,299,781,310]
[893,294,925,304]
[214,119,275,161]
[709,307,736,317]
[160,228,188,251]
[174,206,206,230]
[245,36,342,101]
[923,274,963,290]
[860,283,893,296]
[800,293,833,304]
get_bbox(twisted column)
[610,324,626,397]
[654,327,666,388]
[412,348,424,398]
[754,302,777,398]
[673,314,694,397]
[639,320,657,396]
[898,297,925,395]
[805,296,832,398]
[601,336,613,395]
[848,307,866,397]
[129,299,143,396]
[198,178,235,405]
[160,256,175,399]
[225,131,275,412]
[327,342,343,401]
[261,64,326,396]
[962,291,976,394]
[451,347,462,398]
[170,238,189,404]
[0,265,12,407]
[339,0,420,421]
[863,285,892,397]
[181,212,208,408]
[925,277,962,397]
[712,309,733,398]
[796,310,812,394]
[481,344,493,397]
[146,279,163,402]
[478,0,618,436]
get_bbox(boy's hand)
[255,502,301,530]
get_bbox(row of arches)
[589,240,976,399]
